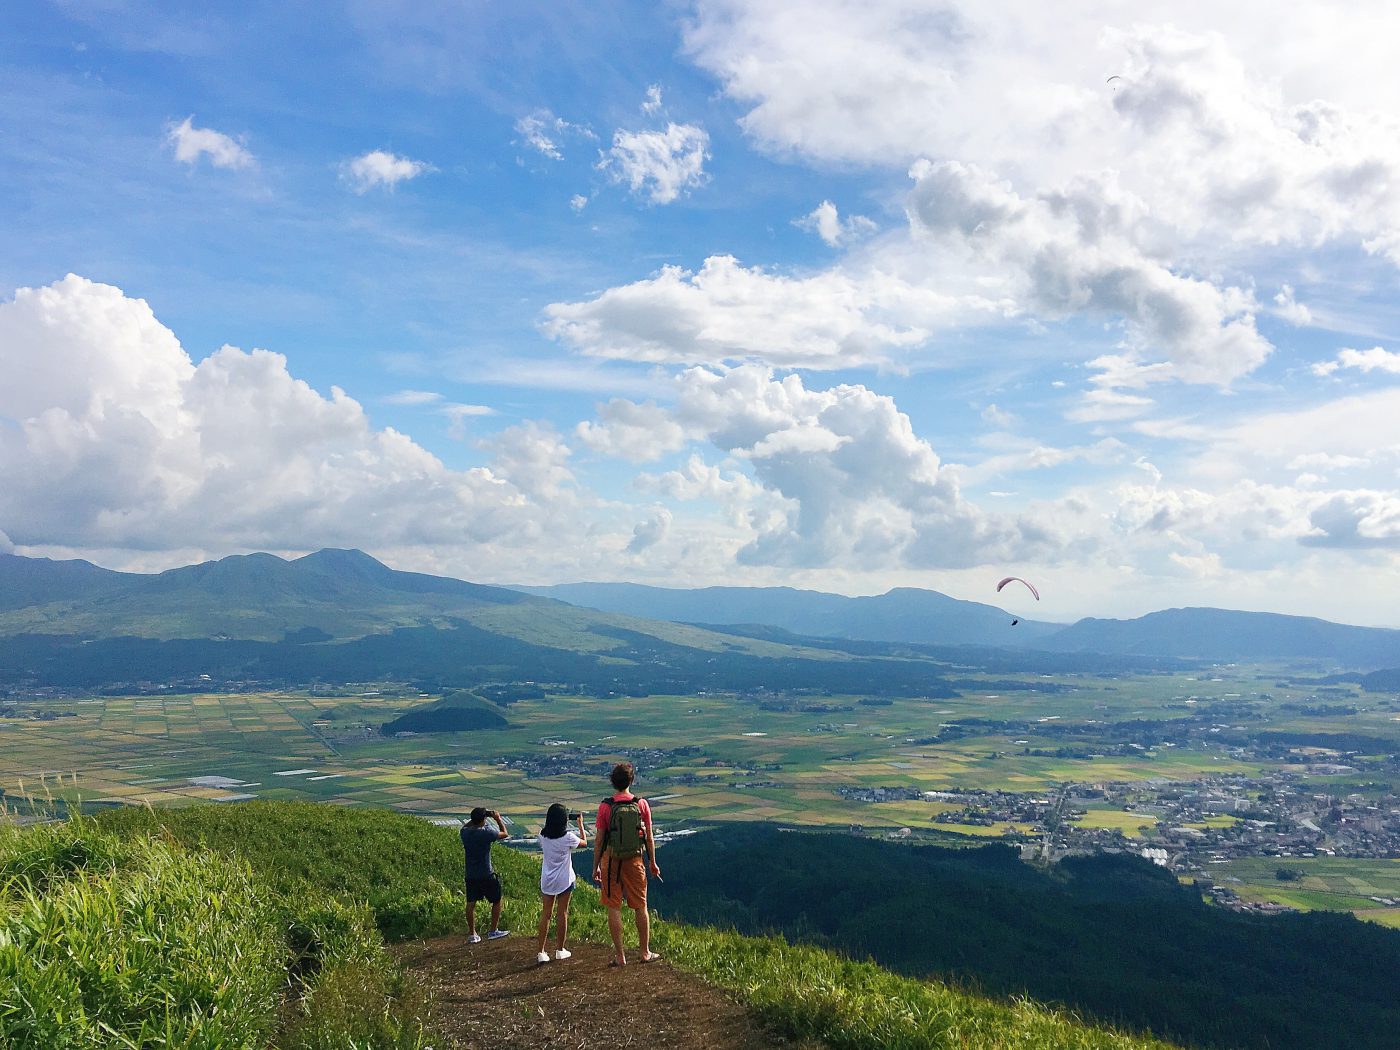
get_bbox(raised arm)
[574,812,589,848]
[491,810,508,840]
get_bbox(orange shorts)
[599,854,647,909]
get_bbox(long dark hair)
[542,802,569,839]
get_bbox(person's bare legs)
[635,904,652,959]
[607,905,626,964]
[466,900,477,938]
[536,893,555,955]
[555,888,572,949]
[490,897,504,933]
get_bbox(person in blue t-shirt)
[461,806,510,943]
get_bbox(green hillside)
[2,802,1182,1050]
[0,549,820,658]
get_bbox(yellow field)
[1073,809,1159,838]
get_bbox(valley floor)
[397,932,824,1050]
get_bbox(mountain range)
[3,549,1399,669]
[517,580,1400,667]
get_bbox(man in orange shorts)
[592,762,661,966]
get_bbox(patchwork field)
[1213,855,1400,927]
[5,664,1394,844]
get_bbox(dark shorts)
[465,873,502,904]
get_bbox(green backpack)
[603,797,646,859]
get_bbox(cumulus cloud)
[342,149,433,192]
[1313,346,1400,377]
[0,529,13,555]
[679,2,1400,396]
[166,116,254,170]
[794,200,877,247]
[599,123,710,204]
[575,399,687,462]
[642,84,663,114]
[907,160,1271,387]
[0,276,572,555]
[543,254,978,369]
[569,194,589,212]
[608,365,1055,569]
[1302,491,1400,548]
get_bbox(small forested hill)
[515,581,1061,646]
[649,824,1400,1050]
[1047,606,1400,666]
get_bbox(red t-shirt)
[596,792,652,854]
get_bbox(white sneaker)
[536,951,551,964]
[468,933,482,944]
[487,929,510,940]
[553,948,572,961]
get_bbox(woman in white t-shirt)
[535,802,588,964]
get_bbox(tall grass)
[0,817,427,1049]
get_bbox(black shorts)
[465,873,502,904]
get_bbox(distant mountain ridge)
[1048,607,1400,666]
[512,581,1060,647]
[4,550,1400,669]
[517,581,1400,668]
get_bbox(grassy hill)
[2,801,1182,1050]
[1,550,977,696]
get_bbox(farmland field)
[5,663,1396,838]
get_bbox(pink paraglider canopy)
[996,576,1040,601]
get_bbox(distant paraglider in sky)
[996,576,1039,626]
[996,576,1040,601]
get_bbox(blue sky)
[2,1,1399,624]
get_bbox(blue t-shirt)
[461,824,499,879]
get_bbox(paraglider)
[996,576,1040,601]
[996,576,1039,626]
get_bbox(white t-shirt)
[538,830,583,896]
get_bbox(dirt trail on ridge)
[396,933,824,1050]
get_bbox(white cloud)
[575,399,687,463]
[439,402,496,439]
[980,403,1019,430]
[794,200,877,247]
[166,116,254,170]
[642,84,663,114]
[385,389,444,406]
[343,150,433,193]
[599,123,710,204]
[627,508,672,552]
[0,529,13,555]
[906,160,1272,388]
[543,254,979,369]
[1273,285,1312,325]
[515,109,593,160]
[0,276,572,555]
[614,365,1059,569]
[1302,491,1400,549]
[569,194,589,212]
[1313,345,1400,377]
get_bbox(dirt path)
[396,933,822,1050]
